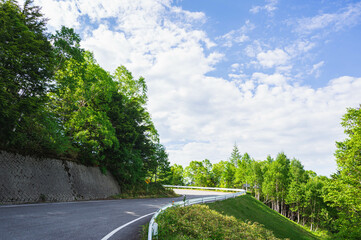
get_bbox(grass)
[207,194,321,240]
[142,193,328,240]
[148,204,282,240]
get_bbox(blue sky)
[30,0,361,176]
[176,0,361,88]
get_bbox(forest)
[0,0,170,186]
[1,1,360,239]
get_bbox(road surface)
[0,189,228,240]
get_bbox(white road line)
[101,212,156,240]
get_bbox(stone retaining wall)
[0,151,121,204]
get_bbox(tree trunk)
[297,210,300,224]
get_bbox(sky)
[28,0,361,176]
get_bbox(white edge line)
[101,212,156,240]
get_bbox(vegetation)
[111,182,178,199]
[1,0,360,238]
[323,106,361,239]
[208,194,322,240]
[151,204,282,240]
[163,106,361,239]
[0,0,170,189]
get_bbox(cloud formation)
[295,2,361,35]
[250,0,278,15]
[29,0,361,176]
[257,48,290,68]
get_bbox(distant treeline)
[0,0,170,186]
[161,106,361,239]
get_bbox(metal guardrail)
[163,185,243,192]
[147,185,246,240]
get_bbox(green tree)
[211,161,226,187]
[262,153,290,214]
[0,0,55,149]
[286,159,308,223]
[229,143,242,167]
[324,105,361,239]
[235,152,252,189]
[184,160,213,187]
[51,26,84,69]
[249,160,264,200]
[52,51,118,165]
[169,164,184,185]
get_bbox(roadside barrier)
[147,185,246,240]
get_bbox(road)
[0,189,228,240]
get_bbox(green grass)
[207,194,321,240]
[150,204,282,240]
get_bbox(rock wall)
[0,151,121,204]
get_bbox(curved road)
[0,189,228,240]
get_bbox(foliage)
[0,0,56,153]
[229,143,242,167]
[155,204,281,240]
[171,148,339,237]
[184,159,214,186]
[167,164,185,185]
[111,182,177,199]
[0,0,170,189]
[208,195,320,240]
[323,105,361,239]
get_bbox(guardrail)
[147,185,246,240]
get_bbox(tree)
[51,26,84,69]
[249,160,264,200]
[0,0,55,149]
[229,143,242,167]
[324,105,361,239]
[211,161,226,187]
[286,159,308,223]
[169,164,184,185]
[184,160,213,187]
[52,51,118,165]
[262,152,290,214]
[235,152,252,189]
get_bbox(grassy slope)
[207,194,319,240]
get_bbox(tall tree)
[169,164,184,185]
[324,105,361,239]
[184,160,213,187]
[286,159,308,223]
[0,0,55,148]
[263,152,290,214]
[235,152,252,189]
[229,143,242,167]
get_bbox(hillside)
[207,194,320,240]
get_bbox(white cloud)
[245,40,263,58]
[29,0,361,177]
[257,48,290,68]
[250,0,278,15]
[296,2,361,35]
[309,61,324,78]
[252,72,287,86]
[217,20,254,47]
[33,0,80,30]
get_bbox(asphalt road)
[0,189,228,240]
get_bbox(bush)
[155,204,283,240]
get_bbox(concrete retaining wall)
[0,151,121,204]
